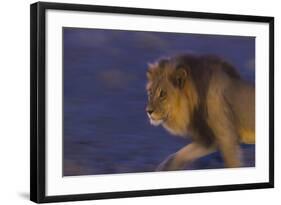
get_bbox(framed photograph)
[30,1,274,203]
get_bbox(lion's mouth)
[150,118,163,126]
[147,113,166,126]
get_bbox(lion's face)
[146,76,174,126]
[145,59,188,127]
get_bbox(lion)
[146,54,255,171]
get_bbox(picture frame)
[30,1,274,203]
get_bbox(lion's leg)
[206,83,241,168]
[209,119,241,168]
[156,143,216,171]
[207,111,241,168]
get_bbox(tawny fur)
[146,54,255,170]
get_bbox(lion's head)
[145,57,198,136]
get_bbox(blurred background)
[63,27,255,176]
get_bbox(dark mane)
[171,54,241,147]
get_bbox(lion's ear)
[170,67,187,89]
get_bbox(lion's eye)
[159,90,166,99]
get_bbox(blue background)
[63,28,255,176]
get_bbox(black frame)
[30,1,274,203]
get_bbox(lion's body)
[146,54,255,170]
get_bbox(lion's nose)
[146,108,154,115]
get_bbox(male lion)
[146,54,255,171]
